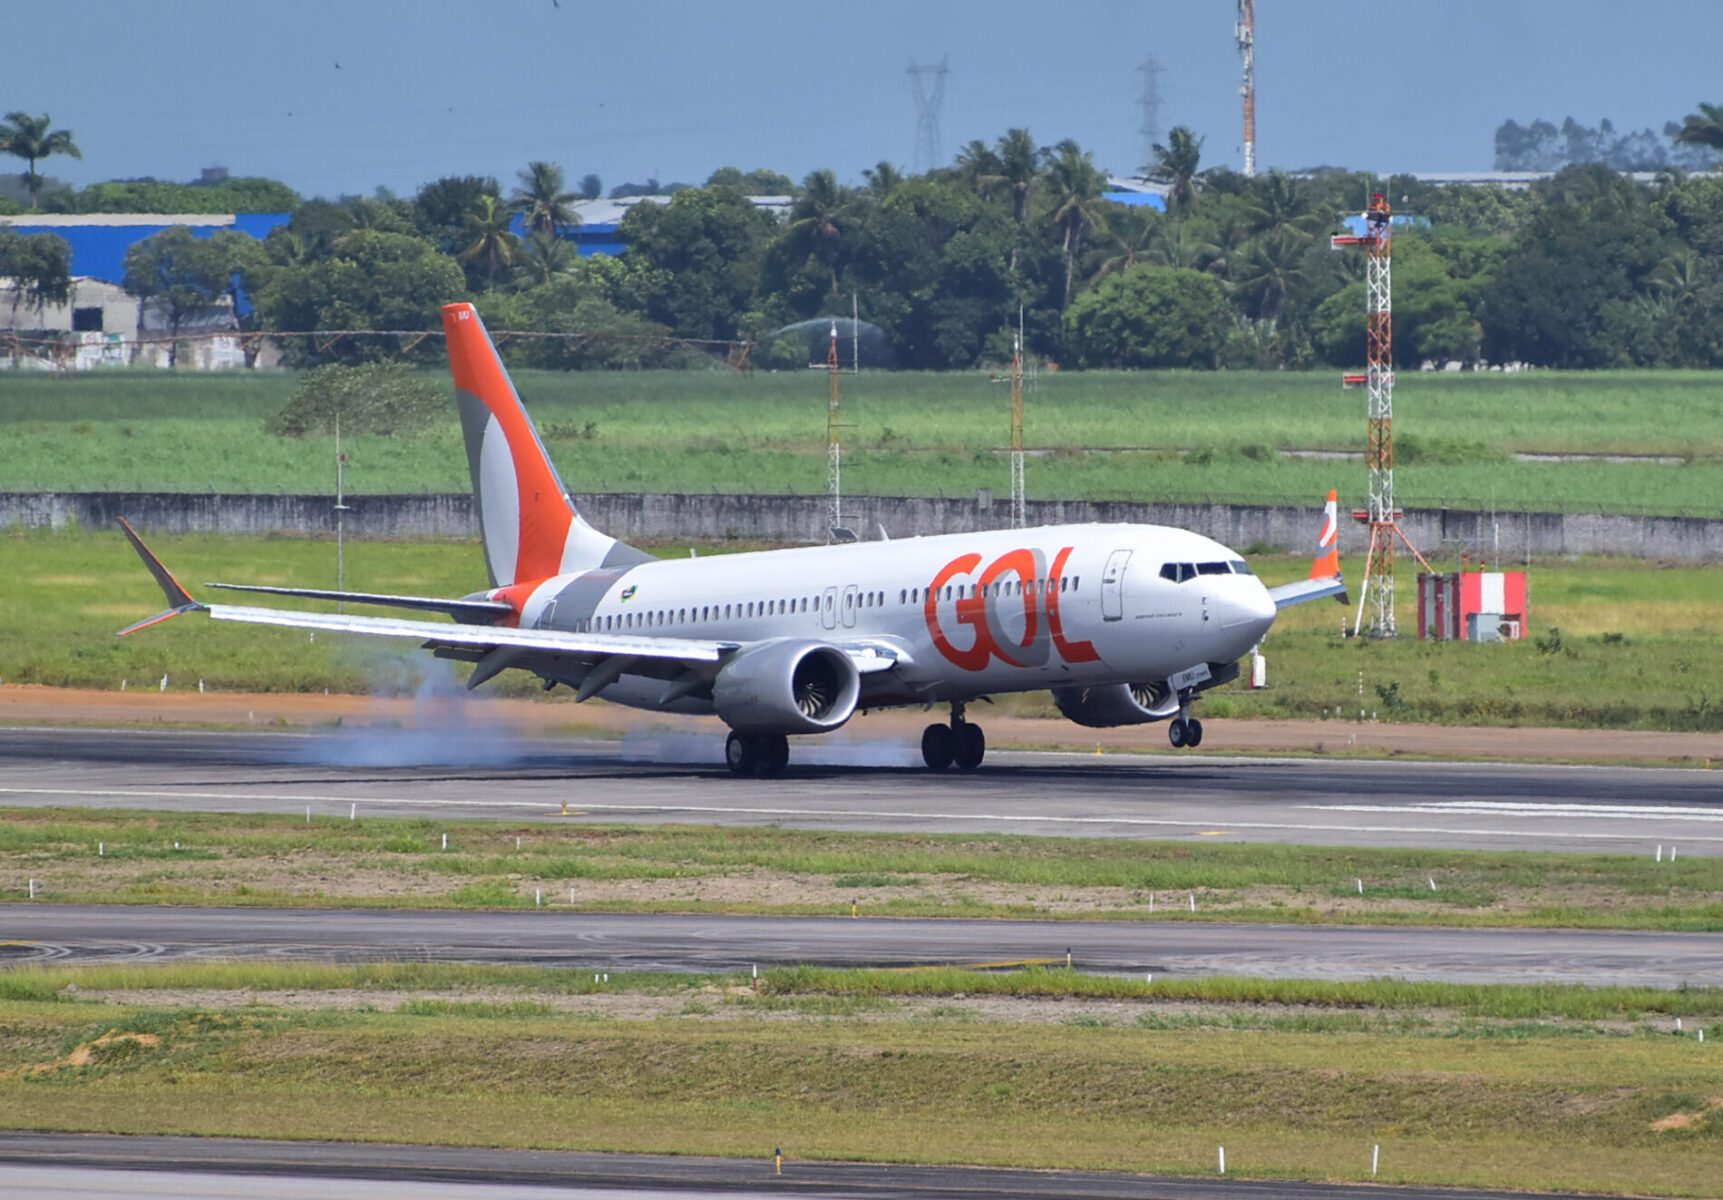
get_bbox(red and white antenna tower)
[1236,0,1256,177]
[1330,194,1431,637]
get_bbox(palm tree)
[0,112,81,209]
[863,161,904,198]
[1243,170,1324,240]
[460,194,519,289]
[510,161,579,236]
[1148,126,1203,215]
[952,139,1002,199]
[1042,139,1107,308]
[518,229,574,286]
[1232,230,1311,323]
[995,128,1038,223]
[1674,102,1723,152]
[1088,205,1159,284]
[785,169,852,293]
[1149,221,1208,271]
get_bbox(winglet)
[116,518,205,636]
[1309,489,1340,580]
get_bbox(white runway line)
[4,786,1722,844]
[1307,801,1723,823]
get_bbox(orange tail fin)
[1309,488,1341,579]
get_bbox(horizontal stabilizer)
[206,582,512,621]
[1268,575,1349,610]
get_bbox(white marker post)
[441,833,448,851]
[1218,1146,1225,1174]
[98,842,104,857]
[1149,893,1155,913]
[28,879,36,899]
[1356,878,1363,895]
[516,837,522,851]
[305,806,311,824]
[1189,894,1196,912]
[1372,1144,1380,1176]
[350,803,356,821]
[570,887,576,905]
[1657,845,1663,862]
[1428,877,1437,892]
[535,889,542,907]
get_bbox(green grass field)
[2,529,1717,731]
[1,965,1719,1193]
[6,808,1721,930]
[4,367,1723,513]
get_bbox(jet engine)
[1052,681,1179,728]
[1053,662,1240,728]
[712,639,861,735]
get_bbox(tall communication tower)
[1235,0,1256,177]
[1330,195,1431,637]
[1136,56,1164,172]
[907,58,949,174]
[1009,310,1026,529]
[825,321,845,542]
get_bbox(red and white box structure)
[1416,571,1529,642]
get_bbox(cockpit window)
[1159,562,1197,584]
[1229,560,1254,576]
[1196,561,1231,576]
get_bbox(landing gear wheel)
[921,723,955,771]
[1185,718,1204,748]
[757,734,790,776]
[954,722,986,770]
[725,731,758,776]
[1168,718,1188,749]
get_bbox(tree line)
[10,106,1723,371]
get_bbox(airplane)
[116,301,1346,776]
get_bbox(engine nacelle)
[1054,661,1243,728]
[712,639,861,735]
[1052,681,1179,728]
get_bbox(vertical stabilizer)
[1309,488,1341,579]
[441,302,650,587]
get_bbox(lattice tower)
[1010,324,1026,529]
[907,58,949,174]
[1330,194,1432,637]
[826,321,842,541]
[1137,56,1164,173]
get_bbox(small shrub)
[1534,626,1564,656]
[266,362,446,438]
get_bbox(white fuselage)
[504,523,1277,715]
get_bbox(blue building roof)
[0,213,292,286]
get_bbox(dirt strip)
[2,683,1718,765]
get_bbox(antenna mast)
[826,320,842,542]
[1331,194,1432,636]
[1010,307,1026,530]
[1236,0,1256,177]
[907,58,949,174]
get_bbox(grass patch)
[0,976,1719,1195]
[5,807,1722,930]
[4,367,1723,513]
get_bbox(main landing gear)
[922,702,985,772]
[726,731,789,776]
[1167,692,1204,749]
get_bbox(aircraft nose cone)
[1217,582,1276,645]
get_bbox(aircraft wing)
[205,582,514,621]
[1268,575,1349,610]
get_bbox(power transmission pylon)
[907,58,949,174]
[1137,56,1164,173]
[1235,0,1256,177]
[1330,194,1432,637]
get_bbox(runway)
[0,727,1719,855]
[0,1134,1629,1200]
[7,904,1719,986]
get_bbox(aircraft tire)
[757,733,790,775]
[1185,718,1204,748]
[921,723,955,771]
[954,723,986,770]
[725,731,758,776]
[1168,719,1188,749]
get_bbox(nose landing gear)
[923,702,986,771]
[1167,692,1204,749]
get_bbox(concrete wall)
[4,491,1719,561]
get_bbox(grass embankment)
[1,962,1719,1194]
[2,527,1717,731]
[6,809,1720,930]
[4,368,1723,513]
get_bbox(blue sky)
[11,1,1723,197]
